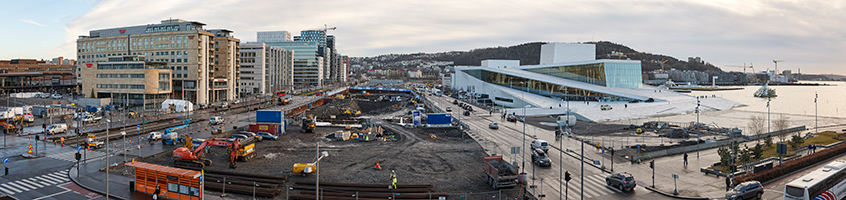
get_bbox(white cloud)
[54,0,846,74]
[20,19,47,27]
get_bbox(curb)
[643,186,710,200]
[67,164,130,200]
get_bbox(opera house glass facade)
[464,69,638,102]
[525,62,642,88]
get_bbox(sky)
[1,0,844,75]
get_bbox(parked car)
[148,132,163,141]
[452,100,458,104]
[605,172,637,192]
[256,132,278,140]
[463,110,470,116]
[46,124,68,134]
[238,131,262,141]
[531,149,551,167]
[445,107,452,112]
[228,134,249,142]
[488,122,499,129]
[531,139,549,152]
[725,181,763,200]
[50,94,62,99]
[600,104,613,111]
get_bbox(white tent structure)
[161,99,193,113]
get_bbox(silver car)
[725,181,763,200]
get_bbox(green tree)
[739,145,753,163]
[752,143,764,159]
[718,145,733,168]
[790,135,805,150]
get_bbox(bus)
[784,160,846,200]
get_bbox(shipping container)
[426,113,452,125]
[249,123,281,136]
[256,110,284,123]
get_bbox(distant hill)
[353,41,723,72]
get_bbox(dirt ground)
[140,97,520,199]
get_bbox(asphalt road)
[427,95,663,200]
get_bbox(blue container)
[256,110,283,123]
[427,113,452,125]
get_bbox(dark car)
[606,172,637,192]
[506,114,517,122]
[531,149,551,167]
[453,100,459,104]
[446,107,452,112]
[463,110,470,116]
[488,122,499,129]
[725,181,763,200]
[256,132,278,140]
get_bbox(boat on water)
[754,82,777,97]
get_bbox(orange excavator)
[173,137,257,169]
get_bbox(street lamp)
[105,118,111,200]
[305,143,329,200]
[696,96,700,158]
[815,92,818,134]
[767,97,771,135]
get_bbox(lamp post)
[521,82,527,174]
[696,96,700,158]
[105,118,111,200]
[767,97,771,134]
[815,93,818,134]
[307,143,329,200]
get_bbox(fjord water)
[688,81,846,118]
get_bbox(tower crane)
[724,63,753,74]
[658,59,668,73]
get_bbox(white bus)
[784,160,846,200]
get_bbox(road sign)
[3,158,8,164]
[27,149,32,154]
[672,174,679,179]
[77,146,82,151]
[594,160,601,165]
[511,147,520,154]
[27,144,32,149]
[137,124,141,131]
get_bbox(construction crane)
[657,59,669,73]
[724,63,754,74]
[773,60,785,73]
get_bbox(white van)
[46,124,68,134]
[148,132,163,141]
[210,116,224,125]
[531,139,549,152]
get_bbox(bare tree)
[773,114,790,143]
[747,115,766,144]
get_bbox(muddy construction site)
[135,94,520,199]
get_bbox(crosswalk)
[0,170,69,195]
[47,150,105,162]
[558,174,632,199]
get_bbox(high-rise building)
[239,42,293,96]
[79,55,171,109]
[295,30,332,82]
[76,19,240,106]
[263,40,323,87]
[257,31,292,43]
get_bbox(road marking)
[19,179,44,188]
[34,176,58,185]
[0,183,21,194]
[6,181,34,191]
[32,190,69,200]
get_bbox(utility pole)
[696,96,700,158]
[105,114,110,200]
[815,93,818,134]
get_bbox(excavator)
[173,136,257,169]
[301,114,316,133]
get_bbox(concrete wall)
[481,60,520,68]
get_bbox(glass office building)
[463,69,638,102]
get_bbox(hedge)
[734,141,846,184]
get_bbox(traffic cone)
[375,162,381,170]
[114,143,117,147]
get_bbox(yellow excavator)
[301,114,316,133]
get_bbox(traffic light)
[35,135,40,141]
[649,160,654,169]
[564,171,571,182]
[4,167,8,175]
[75,152,82,161]
[42,124,46,129]
[730,165,737,173]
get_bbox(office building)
[76,19,240,106]
[257,31,292,43]
[262,40,323,86]
[0,59,76,90]
[79,55,171,109]
[295,30,332,82]
[239,42,293,96]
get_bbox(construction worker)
[390,170,397,189]
[153,185,161,200]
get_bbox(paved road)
[428,95,661,200]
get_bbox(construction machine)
[301,114,316,133]
[173,137,257,169]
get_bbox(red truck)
[483,156,519,189]
[248,123,281,136]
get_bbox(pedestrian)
[390,170,397,189]
[683,152,688,166]
[624,104,627,109]
[489,110,492,115]
[726,177,732,191]
[153,185,161,200]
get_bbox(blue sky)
[1,0,845,75]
